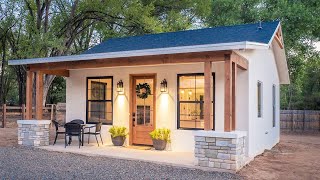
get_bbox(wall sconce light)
[160,79,168,93]
[117,80,124,94]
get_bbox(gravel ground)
[0,146,241,180]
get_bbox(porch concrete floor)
[39,139,195,168]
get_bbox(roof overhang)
[9,41,268,66]
[268,22,290,84]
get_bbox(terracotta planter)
[152,139,167,150]
[111,136,126,146]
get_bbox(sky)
[316,42,320,51]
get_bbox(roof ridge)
[105,20,280,41]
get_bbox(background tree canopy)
[0,0,319,109]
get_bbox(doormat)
[126,145,152,150]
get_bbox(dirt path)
[240,132,320,180]
[0,128,18,147]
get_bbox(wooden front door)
[131,75,156,145]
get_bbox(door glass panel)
[135,77,154,126]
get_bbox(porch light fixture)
[117,80,124,94]
[160,79,168,93]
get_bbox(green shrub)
[149,128,171,143]
[108,126,128,138]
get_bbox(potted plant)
[149,128,171,150]
[108,126,128,146]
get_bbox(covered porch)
[16,50,249,172]
[25,50,248,131]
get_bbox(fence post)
[22,104,26,120]
[291,111,294,131]
[2,104,6,128]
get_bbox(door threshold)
[127,145,153,150]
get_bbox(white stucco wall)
[237,46,281,157]
[65,48,280,155]
[66,62,230,152]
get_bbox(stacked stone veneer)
[194,131,247,172]
[18,120,51,146]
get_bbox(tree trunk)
[0,39,6,104]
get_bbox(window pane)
[87,77,113,124]
[100,78,112,100]
[178,74,214,129]
[179,102,204,129]
[195,76,204,101]
[272,85,276,127]
[257,81,262,117]
[179,76,196,101]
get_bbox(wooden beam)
[274,35,284,49]
[274,26,284,49]
[26,71,33,119]
[232,62,237,131]
[204,61,212,131]
[41,70,69,77]
[224,59,232,132]
[231,52,248,70]
[29,51,232,71]
[35,71,43,120]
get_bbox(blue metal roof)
[83,21,280,54]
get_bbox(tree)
[207,0,320,110]
[1,0,211,106]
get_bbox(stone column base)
[194,131,247,172]
[17,120,51,146]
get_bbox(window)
[257,81,263,117]
[86,77,113,125]
[272,84,276,127]
[177,73,215,130]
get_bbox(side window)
[272,84,276,127]
[257,81,263,118]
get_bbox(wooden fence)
[280,110,320,131]
[0,104,54,128]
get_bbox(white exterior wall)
[66,62,238,152]
[237,46,280,157]
[65,48,280,155]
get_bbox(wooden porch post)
[224,59,232,132]
[204,61,212,131]
[35,71,43,120]
[26,71,33,119]
[232,62,237,131]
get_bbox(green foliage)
[109,126,128,138]
[46,77,66,104]
[207,0,320,110]
[149,128,171,142]
[0,0,319,110]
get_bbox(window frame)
[272,84,276,127]
[86,76,113,125]
[177,73,215,130]
[257,81,263,118]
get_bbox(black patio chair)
[70,119,84,124]
[52,120,65,145]
[83,122,103,147]
[64,122,82,148]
